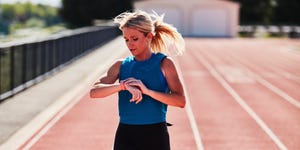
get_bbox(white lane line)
[225,51,300,109]
[175,57,204,150]
[254,74,300,109]
[22,90,85,150]
[192,50,288,150]
[185,94,204,150]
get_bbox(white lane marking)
[215,65,256,83]
[174,57,204,150]
[225,51,300,109]
[22,91,84,150]
[192,50,288,150]
[185,97,204,150]
[255,75,300,109]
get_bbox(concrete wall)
[134,0,240,37]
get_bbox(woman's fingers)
[123,78,136,83]
[131,93,141,103]
[125,78,141,85]
[123,79,144,104]
[135,95,142,104]
[126,80,147,94]
[130,89,139,101]
[131,90,142,104]
[127,86,142,104]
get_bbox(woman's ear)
[146,32,153,40]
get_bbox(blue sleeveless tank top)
[118,53,169,125]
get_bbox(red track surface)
[21,38,300,150]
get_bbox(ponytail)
[150,12,185,55]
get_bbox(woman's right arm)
[90,60,123,98]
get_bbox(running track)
[20,38,300,150]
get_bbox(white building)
[134,0,240,37]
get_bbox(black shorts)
[113,122,170,150]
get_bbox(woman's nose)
[127,41,134,47]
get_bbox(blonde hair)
[113,10,185,55]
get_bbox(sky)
[0,0,62,7]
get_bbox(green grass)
[0,24,67,43]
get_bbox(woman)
[90,10,186,150]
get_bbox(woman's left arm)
[126,57,186,108]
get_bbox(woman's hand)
[121,79,143,104]
[124,78,150,95]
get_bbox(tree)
[230,0,300,25]
[273,0,300,25]
[59,0,133,27]
[0,3,61,35]
[230,0,276,25]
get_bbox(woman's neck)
[134,50,152,61]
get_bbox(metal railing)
[0,26,120,101]
[239,25,300,38]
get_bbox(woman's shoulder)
[113,59,124,66]
[161,56,177,72]
[108,58,124,72]
[160,56,177,78]
[161,56,175,67]
[107,58,129,76]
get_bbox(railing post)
[10,47,15,93]
[0,49,2,98]
[32,43,38,81]
[22,44,27,86]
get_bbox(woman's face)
[122,27,151,56]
